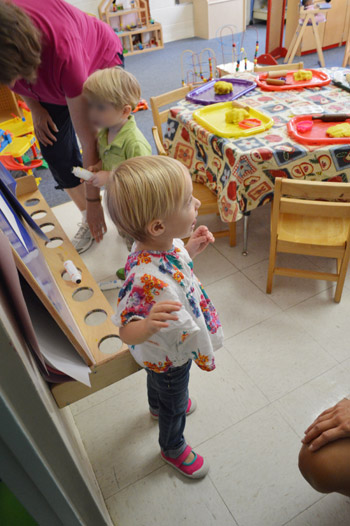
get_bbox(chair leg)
[229,222,236,247]
[334,252,350,303]
[242,213,249,256]
[266,242,277,294]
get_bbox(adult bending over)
[299,396,350,497]
[0,0,124,253]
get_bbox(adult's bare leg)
[65,183,86,212]
[299,439,350,497]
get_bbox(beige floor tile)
[194,243,238,286]
[73,373,163,496]
[205,272,281,341]
[243,254,335,310]
[224,312,337,401]
[184,347,268,446]
[274,359,350,437]
[106,465,238,526]
[287,287,350,363]
[199,406,320,526]
[285,493,350,526]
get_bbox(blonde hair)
[0,2,42,85]
[83,67,141,110]
[106,156,188,242]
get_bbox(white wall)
[149,0,194,42]
[66,1,250,43]
[66,0,195,42]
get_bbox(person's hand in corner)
[302,397,350,451]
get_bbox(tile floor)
[53,200,350,526]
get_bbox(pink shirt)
[12,0,123,105]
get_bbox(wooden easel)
[284,6,326,67]
[15,175,141,407]
[342,2,350,66]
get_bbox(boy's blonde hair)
[83,67,141,110]
[106,156,188,242]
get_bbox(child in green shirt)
[83,67,151,188]
[83,67,152,278]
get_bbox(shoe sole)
[76,237,94,254]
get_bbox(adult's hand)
[86,200,106,243]
[302,398,350,451]
[31,103,58,146]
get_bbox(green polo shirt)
[98,115,152,171]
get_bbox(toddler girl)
[106,156,223,479]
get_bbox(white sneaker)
[72,222,94,254]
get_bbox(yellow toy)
[293,70,313,81]
[214,81,233,95]
[225,108,249,124]
[327,123,350,138]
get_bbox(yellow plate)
[193,102,274,138]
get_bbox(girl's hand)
[32,104,59,146]
[186,225,215,259]
[85,170,111,188]
[119,301,182,345]
[302,398,350,451]
[144,301,182,336]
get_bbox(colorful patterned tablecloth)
[164,69,350,223]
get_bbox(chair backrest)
[150,85,192,143]
[272,178,350,224]
[254,62,304,73]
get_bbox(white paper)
[21,280,91,387]
[39,342,91,387]
[0,193,28,251]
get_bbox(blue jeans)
[146,360,192,458]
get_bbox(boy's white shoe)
[72,222,94,254]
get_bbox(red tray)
[287,115,350,145]
[256,69,331,91]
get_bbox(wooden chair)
[254,62,304,74]
[150,87,236,247]
[266,178,350,303]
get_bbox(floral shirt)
[112,239,223,373]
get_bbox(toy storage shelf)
[117,23,163,55]
[98,0,163,57]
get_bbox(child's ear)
[147,219,165,237]
[123,105,132,117]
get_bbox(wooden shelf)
[116,22,161,37]
[99,0,163,57]
[108,8,145,17]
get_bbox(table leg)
[242,212,250,256]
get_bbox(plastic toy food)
[214,81,233,95]
[225,108,249,124]
[326,123,350,138]
[296,120,313,133]
[293,70,313,81]
[238,118,262,129]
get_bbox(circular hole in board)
[84,309,108,326]
[61,269,82,282]
[25,198,40,207]
[99,335,123,354]
[40,222,55,233]
[45,237,63,248]
[72,287,94,302]
[31,210,47,219]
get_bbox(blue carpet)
[36,23,346,208]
